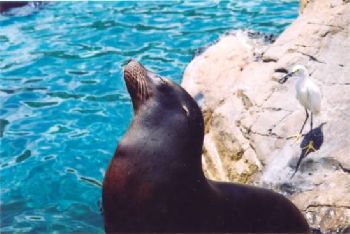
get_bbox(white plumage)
[293,65,321,115]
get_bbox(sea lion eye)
[182,105,190,117]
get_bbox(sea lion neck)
[120,60,206,180]
[120,111,206,180]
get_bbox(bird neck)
[296,73,308,84]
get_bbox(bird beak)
[278,70,296,84]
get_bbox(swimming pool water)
[0,1,298,232]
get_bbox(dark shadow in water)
[0,2,48,15]
[291,122,326,178]
[98,199,103,216]
[0,2,28,13]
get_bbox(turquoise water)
[0,1,298,232]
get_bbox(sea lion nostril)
[124,59,138,67]
[127,59,134,64]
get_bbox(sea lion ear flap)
[193,92,204,108]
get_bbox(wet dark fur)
[102,60,309,233]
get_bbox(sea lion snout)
[123,59,177,112]
[124,59,148,85]
[124,59,162,85]
[124,60,153,111]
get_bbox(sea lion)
[102,60,309,233]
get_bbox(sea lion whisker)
[143,79,149,99]
[137,77,143,101]
[140,77,146,101]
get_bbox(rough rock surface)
[182,0,350,232]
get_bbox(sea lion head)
[123,59,204,173]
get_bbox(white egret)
[280,65,321,153]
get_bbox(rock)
[182,31,269,182]
[300,0,311,14]
[181,0,350,232]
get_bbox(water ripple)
[24,101,59,108]
[15,150,32,163]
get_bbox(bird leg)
[293,108,309,143]
[310,112,313,131]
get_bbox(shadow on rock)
[291,122,326,178]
